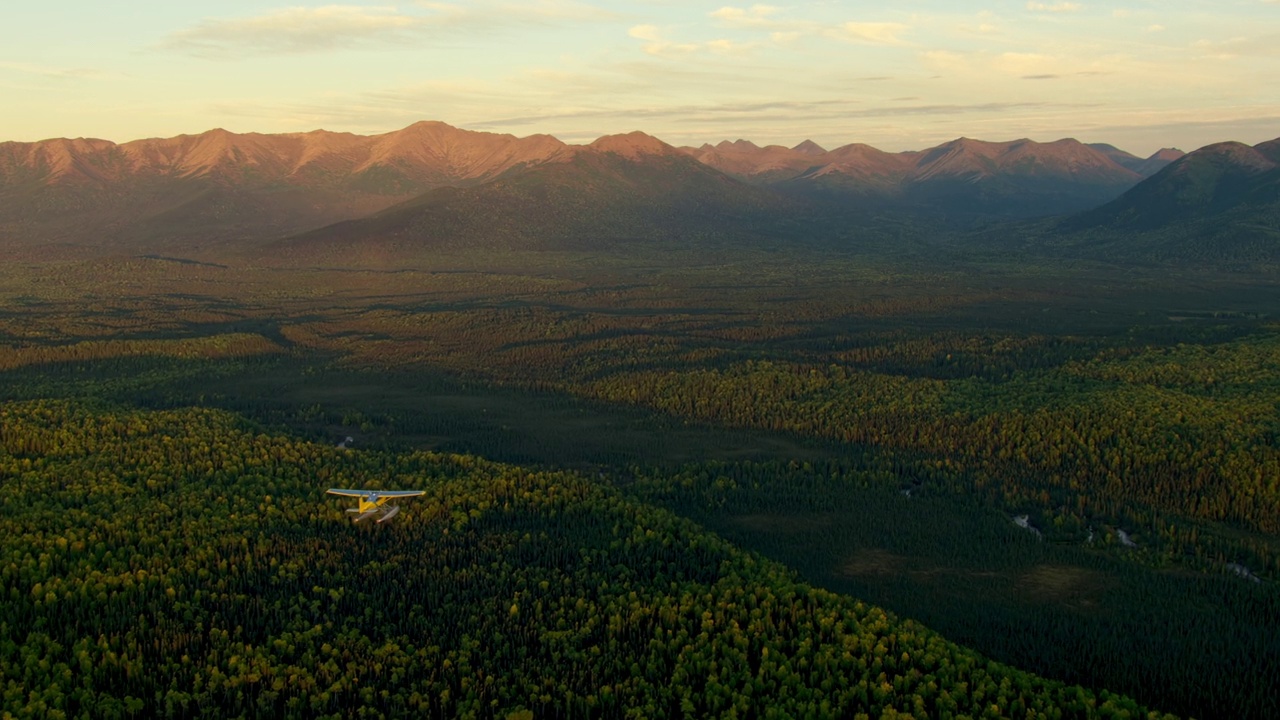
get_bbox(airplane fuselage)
[357,494,391,513]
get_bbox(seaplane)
[327,488,426,524]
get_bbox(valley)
[2,121,1279,719]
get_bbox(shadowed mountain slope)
[1087,143,1185,177]
[685,136,1148,218]
[1047,138,1280,263]
[900,137,1140,217]
[269,132,810,262]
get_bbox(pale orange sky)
[2,1,1279,155]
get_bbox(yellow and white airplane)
[327,488,425,523]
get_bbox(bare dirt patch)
[1018,564,1116,609]
[839,548,909,578]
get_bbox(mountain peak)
[588,132,675,159]
[705,139,760,153]
[1091,143,1183,177]
[1,136,121,183]
[1131,147,1186,176]
[792,139,827,155]
[358,122,569,183]
[402,120,457,131]
[1180,141,1277,174]
[1253,138,1280,164]
[1088,142,1135,158]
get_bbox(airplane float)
[327,488,425,523]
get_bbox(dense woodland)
[1,251,1278,718]
[1,400,1175,719]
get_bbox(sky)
[2,1,1278,156]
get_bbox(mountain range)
[4,119,1276,265]
[276,131,812,261]
[0,122,571,251]
[682,136,1179,219]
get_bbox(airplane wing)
[326,489,426,498]
[326,488,372,497]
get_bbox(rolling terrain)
[2,120,1279,719]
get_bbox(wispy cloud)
[993,52,1057,75]
[628,25,699,57]
[233,89,1069,131]
[476,99,858,128]
[1066,111,1280,154]
[957,17,1000,35]
[1192,33,1280,59]
[492,0,618,22]
[1026,2,1083,12]
[830,22,909,46]
[628,22,764,58]
[921,50,968,72]
[159,2,620,58]
[923,48,1130,81]
[705,38,760,55]
[709,5,781,28]
[0,61,109,80]
[159,5,435,57]
[710,6,911,46]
